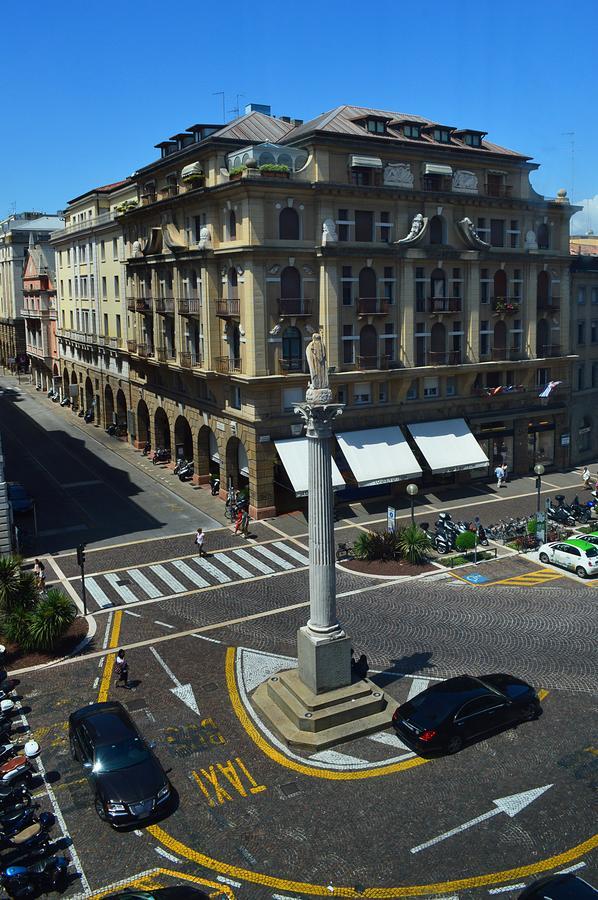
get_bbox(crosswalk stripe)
[406,677,430,701]
[85,577,113,609]
[232,548,274,575]
[105,573,138,603]
[272,541,310,566]
[367,731,414,753]
[212,553,253,579]
[253,544,295,570]
[193,557,232,584]
[127,569,162,599]
[171,559,210,588]
[149,564,186,593]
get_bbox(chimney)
[244,103,272,116]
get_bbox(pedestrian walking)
[494,464,505,489]
[194,527,206,556]
[114,650,129,689]
[33,559,45,590]
[582,466,592,490]
[234,508,244,535]
[501,462,508,484]
[240,508,250,538]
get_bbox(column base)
[297,626,351,694]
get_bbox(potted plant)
[259,163,290,178]
[181,172,204,189]
[228,165,247,181]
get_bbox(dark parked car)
[519,874,597,900]
[7,483,33,513]
[69,701,170,827]
[392,673,540,754]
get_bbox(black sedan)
[69,701,171,826]
[392,673,540,754]
[519,875,597,900]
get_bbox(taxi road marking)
[86,867,234,899]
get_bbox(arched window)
[536,318,551,357]
[280,266,300,300]
[282,326,302,372]
[227,267,238,299]
[430,268,446,301]
[429,215,445,245]
[279,207,299,240]
[229,210,237,240]
[493,269,507,300]
[359,324,378,368]
[537,223,549,250]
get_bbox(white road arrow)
[410,785,553,854]
[149,646,200,716]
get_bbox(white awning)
[336,426,422,487]
[350,155,383,168]
[181,162,204,179]
[424,163,453,176]
[275,438,345,497]
[407,418,489,474]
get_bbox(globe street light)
[406,483,419,527]
[534,463,545,515]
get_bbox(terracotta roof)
[211,110,294,143]
[283,105,528,158]
[67,178,133,204]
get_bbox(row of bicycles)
[0,675,71,898]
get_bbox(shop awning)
[407,418,489,474]
[424,163,453,176]
[350,155,383,168]
[336,426,422,487]
[274,438,346,497]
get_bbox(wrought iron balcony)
[428,297,462,314]
[179,351,200,369]
[279,358,305,374]
[278,298,312,317]
[491,297,520,314]
[216,298,240,318]
[357,298,389,316]
[215,356,242,374]
[155,298,175,314]
[127,297,153,313]
[426,351,462,366]
[141,193,156,206]
[177,297,201,315]
[356,354,389,370]
[127,340,137,354]
[137,343,154,358]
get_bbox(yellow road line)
[90,867,234,899]
[97,610,122,703]
[538,689,550,702]
[148,824,598,898]
[225,646,426,781]
[490,567,561,586]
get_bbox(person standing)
[501,462,508,485]
[114,650,129,689]
[582,466,591,490]
[33,559,46,590]
[494,464,505,489]
[195,527,206,556]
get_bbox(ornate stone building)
[569,253,598,464]
[21,236,59,390]
[55,104,579,517]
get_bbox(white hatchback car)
[538,540,598,578]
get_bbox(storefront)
[527,419,555,468]
[475,422,514,478]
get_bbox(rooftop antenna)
[228,93,245,118]
[213,91,226,122]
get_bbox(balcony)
[428,297,462,314]
[356,354,389,370]
[279,358,305,374]
[357,298,389,317]
[179,351,200,369]
[177,297,201,315]
[216,298,240,318]
[473,384,526,397]
[141,193,157,206]
[108,336,122,349]
[127,340,137,354]
[537,296,560,312]
[155,298,175,314]
[484,183,513,198]
[215,356,242,374]
[159,185,179,199]
[492,297,520,315]
[537,344,562,358]
[422,175,452,192]
[50,210,116,240]
[137,343,154,358]
[491,347,526,361]
[127,297,153,313]
[426,351,462,366]
[278,298,312,317]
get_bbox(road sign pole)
[80,564,87,617]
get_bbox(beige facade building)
[21,236,59,390]
[569,254,598,464]
[50,180,137,421]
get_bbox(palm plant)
[0,557,38,614]
[26,590,77,652]
[397,524,432,564]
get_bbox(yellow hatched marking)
[90,867,234,899]
[97,610,122,703]
[538,689,550,702]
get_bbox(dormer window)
[433,128,451,144]
[403,124,421,139]
[365,118,387,134]
[463,133,482,148]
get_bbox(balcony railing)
[215,356,242,374]
[137,343,154,358]
[108,336,122,349]
[159,185,179,199]
[279,358,305,374]
[155,298,175,314]
[356,354,389,370]
[357,298,389,316]
[177,297,201,315]
[422,175,452,192]
[537,344,561,358]
[179,351,200,369]
[428,297,462,313]
[216,298,240,318]
[141,193,156,206]
[50,210,116,239]
[490,347,526,361]
[278,298,312,317]
[491,297,520,314]
[127,297,153,313]
[484,183,513,198]
[473,384,526,397]
[426,351,462,366]
[127,340,137,354]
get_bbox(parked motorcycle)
[0,854,69,898]
[336,542,355,562]
[0,805,37,837]
[106,423,118,436]
[178,461,194,481]
[152,448,171,465]
[568,495,595,523]
[546,500,576,527]
[0,811,54,856]
[0,758,33,787]
[0,784,31,813]
[210,476,220,496]
[83,409,94,424]
[173,458,187,476]
[59,397,70,407]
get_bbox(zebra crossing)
[82,540,310,610]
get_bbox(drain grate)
[280,781,301,797]
[202,682,218,693]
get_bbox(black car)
[392,673,540,754]
[519,875,597,900]
[69,701,171,826]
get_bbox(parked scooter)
[0,758,33,788]
[0,853,69,898]
[173,458,187,476]
[83,409,94,424]
[59,397,70,407]
[546,499,576,527]
[0,805,37,837]
[0,784,31,814]
[0,811,54,856]
[210,475,220,496]
[178,461,194,481]
[152,448,171,465]
[106,423,117,436]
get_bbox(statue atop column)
[305,333,332,404]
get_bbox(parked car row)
[538,531,598,578]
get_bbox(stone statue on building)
[457,216,490,249]
[525,229,538,250]
[322,219,338,245]
[396,212,428,245]
[198,226,212,250]
[305,333,331,402]
[132,239,144,258]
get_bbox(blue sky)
[2,0,596,230]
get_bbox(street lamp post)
[534,463,545,515]
[406,483,419,526]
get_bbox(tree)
[26,590,77,652]
[0,556,38,614]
